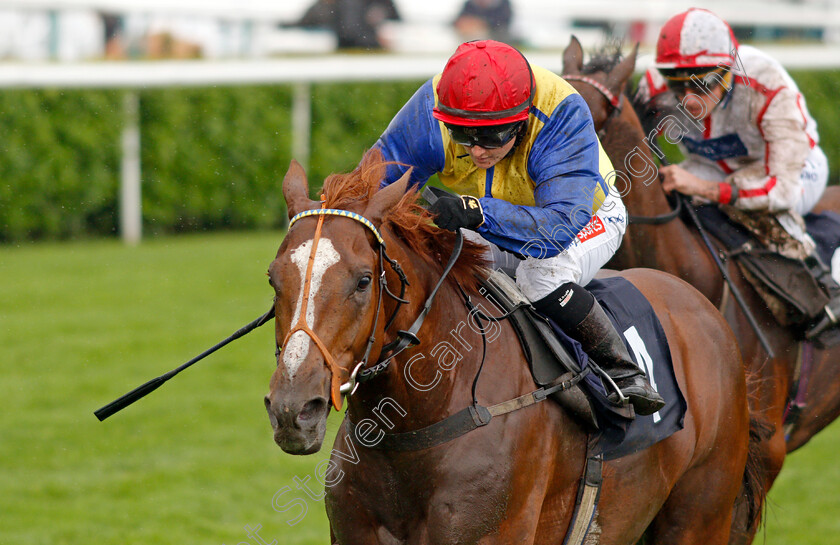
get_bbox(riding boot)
[805,253,840,347]
[533,282,666,416]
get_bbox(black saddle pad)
[549,276,688,460]
[693,204,751,247]
[805,210,840,266]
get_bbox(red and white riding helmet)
[433,40,534,127]
[655,8,739,70]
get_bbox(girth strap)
[345,369,590,451]
[563,439,603,545]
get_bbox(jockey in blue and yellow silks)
[373,40,665,416]
[377,62,615,259]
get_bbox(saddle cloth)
[583,277,687,459]
[481,272,687,461]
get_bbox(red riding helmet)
[655,8,738,70]
[433,40,534,127]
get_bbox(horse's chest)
[328,455,512,544]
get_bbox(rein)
[326,203,601,545]
[345,269,592,453]
[628,193,683,225]
[292,202,592,451]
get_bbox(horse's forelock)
[321,150,489,288]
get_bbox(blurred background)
[2,0,840,245]
[2,2,839,545]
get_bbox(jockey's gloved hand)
[429,192,485,232]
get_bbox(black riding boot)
[805,254,840,347]
[533,282,666,416]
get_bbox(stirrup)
[607,375,666,416]
[807,300,840,340]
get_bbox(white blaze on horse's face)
[284,237,340,378]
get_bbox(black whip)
[94,305,275,421]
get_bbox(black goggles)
[662,67,728,95]
[445,122,523,149]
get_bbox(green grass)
[1,232,838,544]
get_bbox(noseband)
[562,74,623,139]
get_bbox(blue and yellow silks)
[375,65,615,258]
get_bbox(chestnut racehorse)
[561,35,840,543]
[264,151,762,544]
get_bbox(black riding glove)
[429,193,485,232]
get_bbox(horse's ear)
[562,35,584,75]
[364,168,413,226]
[607,43,639,96]
[282,159,318,219]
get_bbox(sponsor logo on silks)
[682,133,748,161]
[558,288,574,307]
[576,216,606,243]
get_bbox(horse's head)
[562,35,638,133]
[264,158,410,455]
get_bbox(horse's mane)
[321,150,490,288]
[581,44,623,75]
[578,44,653,169]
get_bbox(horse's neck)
[602,115,674,222]
[603,115,721,295]
[347,282,487,428]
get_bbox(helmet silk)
[433,40,534,127]
[655,8,738,70]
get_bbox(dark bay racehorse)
[561,35,840,542]
[264,151,762,544]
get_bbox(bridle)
[282,199,409,410]
[562,74,623,140]
[280,198,464,411]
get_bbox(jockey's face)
[664,67,729,122]
[465,137,517,170]
[679,83,727,121]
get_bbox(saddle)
[694,205,831,328]
[481,269,599,429]
[480,269,688,460]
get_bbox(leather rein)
[283,200,589,444]
[562,73,681,225]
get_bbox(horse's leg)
[784,185,840,450]
[648,449,746,544]
[622,270,751,545]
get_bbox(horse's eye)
[356,274,372,292]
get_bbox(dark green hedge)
[0,81,421,242]
[0,72,836,243]
[0,89,122,241]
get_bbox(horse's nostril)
[298,398,327,422]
